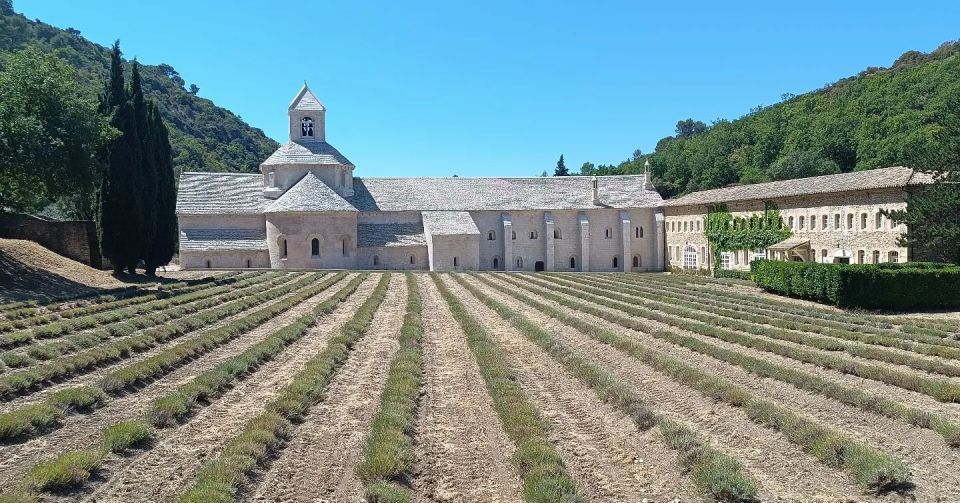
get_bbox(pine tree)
[554,154,569,176]
[130,61,157,265]
[146,102,177,276]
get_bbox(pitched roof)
[663,166,931,207]
[264,172,357,213]
[179,228,267,251]
[176,173,265,215]
[348,175,662,211]
[261,141,353,166]
[357,223,426,248]
[288,83,325,111]
[421,211,480,236]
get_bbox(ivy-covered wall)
[705,203,791,269]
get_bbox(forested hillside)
[583,42,960,199]
[0,3,278,174]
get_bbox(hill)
[585,42,960,199]
[0,3,278,174]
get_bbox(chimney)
[591,176,600,205]
[643,160,654,190]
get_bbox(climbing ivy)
[705,202,791,269]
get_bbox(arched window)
[554,229,562,239]
[311,238,320,257]
[847,214,854,230]
[409,255,416,265]
[875,213,883,230]
[301,117,314,137]
[683,245,697,270]
[799,216,805,230]
[872,250,880,263]
[453,256,459,267]
[511,231,517,240]
[516,257,523,269]
[696,220,701,232]
[246,259,251,268]
[529,230,538,239]
[636,226,643,238]
[788,216,794,230]
[834,214,840,229]
[822,215,827,230]
[861,213,868,230]
[569,256,576,269]
[280,238,288,258]
[857,250,865,264]
[342,238,347,256]
[810,215,816,230]
[488,230,496,241]
[612,256,619,269]
[493,257,500,269]
[888,250,899,263]
[373,255,379,266]
[604,227,613,239]
[683,221,688,232]
[633,255,640,268]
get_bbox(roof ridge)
[357,174,647,181]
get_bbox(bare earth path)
[411,275,523,503]
[81,274,378,503]
[246,274,406,503]
[0,274,346,491]
[448,275,699,502]
[488,274,867,502]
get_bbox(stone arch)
[683,245,697,269]
[569,256,576,270]
[278,235,289,258]
[612,256,619,269]
[373,255,380,266]
[310,237,320,257]
[492,256,501,270]
[516,256,523,269]
[487,230,496,241]
[554,228,562,239]
[633,255,641,269]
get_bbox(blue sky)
[17,1,960,177]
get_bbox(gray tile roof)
[357,223,426,248]
[422,211,480,236]
[265,172,357,213]
[176,172,265,215]
[348,175,662,211]
[664,166,931,207]
[179,228,267,250]
[288,84,325,111]
[261,141,353,166]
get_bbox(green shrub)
[713,269,752,281]
[26,449,104,491]
[101,420,153,453]
[754,261,960,309]
[0,403,63,440]
[48,386,106,412]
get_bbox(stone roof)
[176,173,265,215]
[288,83,325,111]
[357,223,426,248]
[261,140,353,166]
[179,228,267,251]
[265,172,357,213]
[421,211,480,236]
[349,175,662,211]
[664,166,931,207]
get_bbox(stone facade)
[0,213,102,268]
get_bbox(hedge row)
[713,269,752,281]
[177,273,392,503]
[753,261,960,310]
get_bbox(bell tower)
[288,82,325,142]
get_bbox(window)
[268,171,276,187]
[683,246,698,270]
[280,238,288,258]
[511,231,516,240]
[822,249,828,261]
[453,256,459,267]
[810,215,816,230]
[569,256,576,269]
[683,221,688,232]
[799,216,805,230]
[676,246,681,261]
[488,230,496,241]
[633,255,640,268]
[301,117,314,137]
[409,255,416,265]
[857,250,865,264]
[822,215,828,230]
[872,250,880,264]
[311,238,320,257]
[516,257,523,269]
[752,249,765,262]
[205,259,211,269]
[696,220,701,232]
[612,256,619,269]
[554,229,562,239]
[835,214,841,229]
[493,257,500,269]
[733,252,740,266]
[246,259,251,268]
[788,216,794,230]
[529,230,538,239]
[668,247,672,260]
[875,213,883,230]
[341,171,347,187]
[720,252,732,270]
[605,227,613,239]
[888,250,899,263]
[861,213,868,230]
[847,214,854,230]
[636,226,643,238]
[701,246,706,263]
[373,255,380,266]
[342,239,347,256]
[811,249,816,262]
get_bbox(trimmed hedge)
[753,261,960,310]
[713,269,752,281]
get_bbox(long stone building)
[176,84,928,272]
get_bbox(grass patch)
[359,273,423,502]
[25,449,104,491]
[431,274,582,503]
[101,420,153,453]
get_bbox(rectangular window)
[720,252,732,270]
[876,213,883,230]
[799,216,805,230]
[847,214,854,230]
[835,214,840,229]
[810,216,816,230]
[823,215,828,230]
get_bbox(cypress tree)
[99,99,143,273]
[554,154,570,176]
[130,61,157,265]
[146,101,177,276]
[99,41,125,114]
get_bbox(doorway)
[534,261,545,272]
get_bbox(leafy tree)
[0,0,12,16]
[189,84,199,95]
[580,162,595,175]
[886,170,960,263]
[145,102,177,275]
[675,118,707,139]
[0,46,112,213]
[768,150,840,180]
[554,154,569,176]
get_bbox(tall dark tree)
[554,154,569,176]
[130,61,157,262]
[98,98,143,273]
[146,102,177,275]
[99,40,125,114]
[886,170,960,264]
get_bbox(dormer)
[288,82,325,142]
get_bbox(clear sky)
[15,1,960,177]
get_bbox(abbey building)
[176,84,928,272]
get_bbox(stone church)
[176,84,666,271]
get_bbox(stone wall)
[0,213,101,268]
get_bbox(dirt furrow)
[246,274,406,502]
[77,274,377,503]
[448,276,698,502]
[493,275,869,502]
[0,274,351,490]
[507,274,960,420]
[410,275,523,503]
[0,273,309,414]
